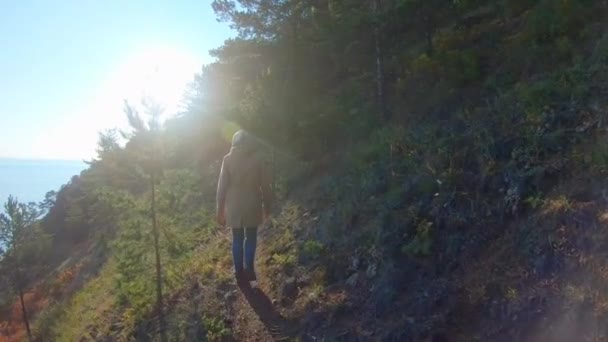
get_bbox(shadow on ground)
[238,282,305,341]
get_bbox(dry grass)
[542,195,573,215]
[597,211,608,224]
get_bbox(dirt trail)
[228,281,300,342]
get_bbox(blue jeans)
[232,227,258,274]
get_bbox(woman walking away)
[216,129,272,286]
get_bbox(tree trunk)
[13,243,32,342]
[424,16,434,55]
[272,148,276,193]
[18,285,33,342]
[151,173,167,342]
[372,0,387,119]
[288,17,300,147]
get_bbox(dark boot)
[235,270,247,286]
[245,269,257,282]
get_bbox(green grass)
[53,260,118,341]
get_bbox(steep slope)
[5,1,608,341]
[206,156,608,341]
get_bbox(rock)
[366,263,378,279]
[346,273,358,287]
[349,255,360,271]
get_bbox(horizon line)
[0,156,89,162]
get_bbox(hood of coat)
[230,130,259,154]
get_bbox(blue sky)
[0,0,234,160]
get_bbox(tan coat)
[216,131,272,228]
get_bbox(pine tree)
[0,196,50,342]
[123,99,168,342]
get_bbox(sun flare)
[109,46,201,119]
[38,46,203,160]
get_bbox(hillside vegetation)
[3,0,608,341]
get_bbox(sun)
[110,46,201,119]
[43,46,203,160]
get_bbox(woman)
[216,130,272,285]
